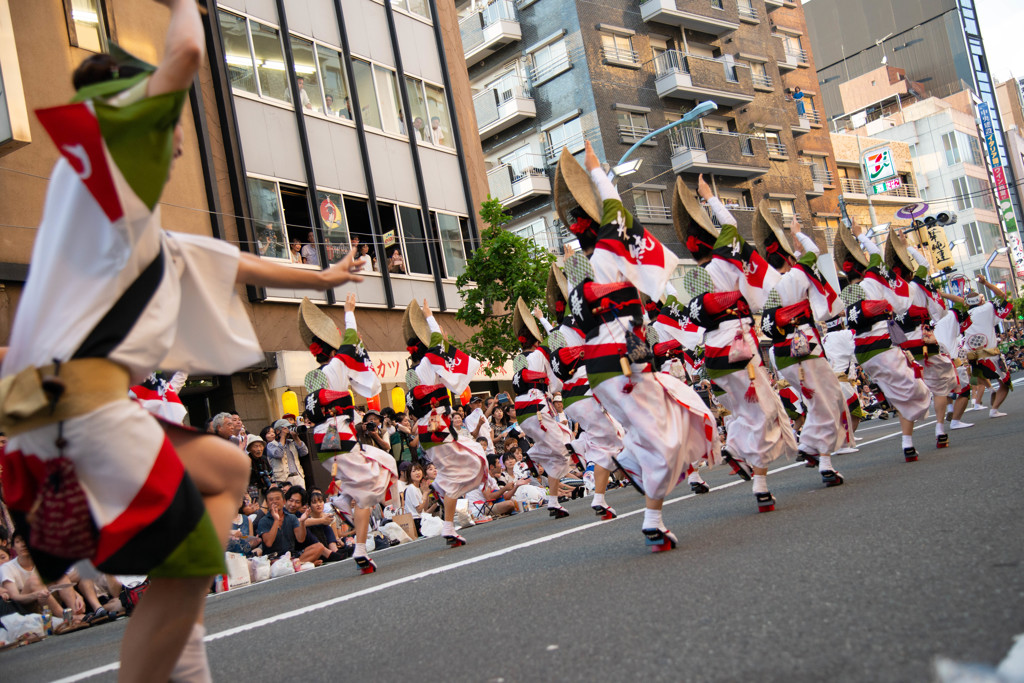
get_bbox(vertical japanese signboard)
[978,102,1024,277]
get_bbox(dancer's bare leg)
[991,383,1009,410]
[594,464,611,494]
[353,507,371,547]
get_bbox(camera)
[364,422,378,433]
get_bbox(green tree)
[455,197,556,375]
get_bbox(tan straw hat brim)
[753,198,794,259]
[834,223,869,269]
[672,177,719,255]
[546,266,569,315]
[513,297,543,344]
[298,297,342,350]
[553,148,601,228]
[884,226,914,275]
[402,300,432,347]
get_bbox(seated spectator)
[284,485,309,518]
[228,493,262,556]
[498,453,518,486]
[256,488,325,565]
[402,463,438,534]
[397,460,413,493]
[466,455,524,519]
[1,534,74,616]
[302,491,350,563]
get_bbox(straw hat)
[672,177,719,257]
[833,222,869,275]
[553,148,601,228]
[298,297,342,350]
[512,297,543,345]
[402,300,431,347]
[752,198,794,259]
[546,265,569,316]
[883,226,915,278]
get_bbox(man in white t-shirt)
[1,535,66,614]
[466,455,523,518]
[464,395,495,454]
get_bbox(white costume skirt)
[779,357,854,456]
[423,439,488,501]
[322,444,398,511]
[593,371,720,501]
[520,412,573,481]
[860,348,931,423]
[919,353,957,397]
[565,396,622,472]
[714,363,798,469]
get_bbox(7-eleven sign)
[864,148,897,183]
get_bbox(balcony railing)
[544,128,599,164]
[600,45,640,66]
[473,78,535,137]
[785,47,808,63]
[634,205,672,222]
[639,0,740,35]
[669,127,770,178]
[704,204,755,228]
[803,108,821,125]
[811,167,834,185]
[530,52,571,83]
[618,123,654,141]
[486,154,550,206]
[767,141,787,157]
[752,73,772,88]
[738,4,758,20]
[841,177,920,198]
[841,178,864,194]
[653,50,754,106]
[459,1,521,67]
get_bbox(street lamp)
[982,246,1009,292]
[609,100,719,180]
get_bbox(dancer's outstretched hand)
[584,140,601,172]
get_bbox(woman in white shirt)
[402,463,436,534]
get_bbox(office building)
[0,0,498,426]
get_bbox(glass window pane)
[251,22,289,101]
[405,76,430,142]
[425,83,453,148]
[374,66,404,135]
[248,177,288,259]
[399,205,431,275]
[408,0,430,19]
[218,11,257,95]
[352,59,381,129]
[289,35,322,112]
[436,213,467,278]
[317,45,352,119]
[344,197,375,268]
[71,0,106,52]
[316,190,351,264]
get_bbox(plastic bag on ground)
[249,555,271,583]
[419,513,443,537]
[270,552,295,578]
[382,521,413,544]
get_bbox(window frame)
[529,37,572,85]
[63,0,113,52]
[433,210,472,280]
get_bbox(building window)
[251,22,290,102]
[512,217,559,253]
[545,117,585,162]
[601,33,638,66]
[378,203,432,276]
[964,222,984,257]
[530,38,571,84]
[248,177,288,260]
[317,45,352,119]
[969,176,995,210]
[616,110,650,141]
[770,198,796,223]
[289,36,322,112]
[391,0,431,20]
[632,189,670,222]
[765,131,786,157]
[219,11,258,95]
[747,60,771,88]
[315,190,352,264]
[943,132,962,166]
[64,0,110,52]
[351,59,381,129]
[960,131,985,166]
[434,212,470,278]
[952,176,971,210]
[369,65,402,135]
[424,82,454,149]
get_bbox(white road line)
[51,418,938,683]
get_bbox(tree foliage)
[455,197,556,375]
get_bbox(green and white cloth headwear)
[564,252,595,289]
[405,368,421,390]
[303,368,329,394]
[546,329,568,352]
[512,353,529,374]
[683,267,714,299]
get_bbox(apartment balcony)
[473,80,535,139]
[618,123,654,145]
[634,204,672,224]
[653,51,755,107]
[840,177,921,201]
[544,127,600,164]
[487,156,550,208]
[805,167,833,197]
[460,0,521,68]
[767,141,788,159]
[764,0,785,8]
[704,204,756,240]
[600,45,642,69]
[752,73,773,91]
[669,128,770,178]
[639,0,740,35]
[738,3,759,23]
[775,40,808,71]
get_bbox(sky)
[974,0,1024,83]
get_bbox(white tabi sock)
[935,422,946,436]
[643,508,666,531]
[688,471,706,484]
[548,494,560,509]
[592,493,606,508]
[169,623,211,683]
[441,521,455,537]
[752,474,768,494]
[901,435,914,450]
[817,454,833,473]
[353,542,367,559]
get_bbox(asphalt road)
[6,381,1024,683]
